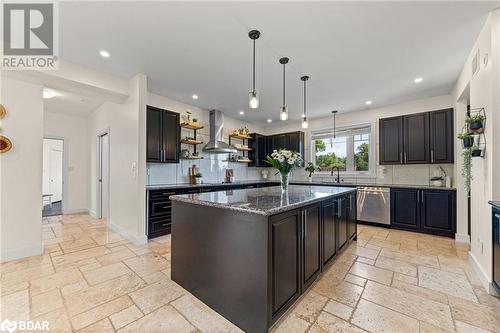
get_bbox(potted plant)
[265,149,303,193]
[305,162,320,182]
[192,118,198,124]
[457,132,474,148]
[471,145,482,157]
[430,176,444,187]
[194,172,203,184]
[466,114,485,133]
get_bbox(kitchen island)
[170,185,357,333]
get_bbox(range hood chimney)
[202,110,237,154]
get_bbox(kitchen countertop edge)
[489,201,500,210]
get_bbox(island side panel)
[171,201,269,333]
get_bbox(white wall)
[43,111,89,213]
[146,93,267,185]
[452,10,500,291]
[42,138,63,202]
[0,76,44,262]
[87,74,147,244]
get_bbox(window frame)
[309,122,376,178]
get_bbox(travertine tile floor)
[1,214,499,332]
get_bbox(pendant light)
[331,110,338,147]
[301,75,309,129]
[248,30,260,109]
[279,57,289,121]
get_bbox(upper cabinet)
[249,131,305,167]
[146,105,180,163]
[379,108,454,165]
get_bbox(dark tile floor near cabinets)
[1,214,498,332]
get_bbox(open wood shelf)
[224,159,252,163]
[234,146,252,151]
[180,123,204,130]
[180,156,204,160]
[181,139,203,145]
[229,133,251,140]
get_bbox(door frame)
[43,136,67,214]
[96,128,110,219]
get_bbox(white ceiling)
[59,1,499,125]
[43,88,102,116]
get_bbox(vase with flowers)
[265,149,303,192]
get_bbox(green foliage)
[354,143,369,171]
[195,172,202,178]
[265,149,303,175]
[465,114,485,123]
[315,139,326,153]
[315,153,346,170]
[462,148,472,192]
[457,132,472,140]
[430,176,444,181]
[305,162,321,177]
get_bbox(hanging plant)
[461,147,472,192]
[471,145,482,157]
[466,114,485,133]
[457,132,474,148]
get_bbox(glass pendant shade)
[280,106,288,121]
[249,89,259,109]
[302,117,309,129]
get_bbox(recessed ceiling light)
[239,111,245,115]
[365,100,372,105]
[43,88,58,99]
[192,94,198,100]
[99,50,110,58]
[267,119,272,123]
[414,77,423,83]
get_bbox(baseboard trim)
[455,233,470,243]
[468,251,497,295]
[107,220,147,246]
[0,244,43,263]
[89,210,97,218]
[63,208,89,215]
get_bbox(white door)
[49,148,63,202]
[99,133,110,219]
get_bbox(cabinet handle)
[421,191,424,203]
[162,206,170,209]
[404,152,407,164]
[304,211,307,238]
[338,199,342,218]
[400,152,403,164]
[431,150,434,163]
[161,223,168,227]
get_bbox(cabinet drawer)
[150,190,175,200]
[151,220,171,233]
[149,200,172,217]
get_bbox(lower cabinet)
[391,188,456,237]
[270,191,357,323]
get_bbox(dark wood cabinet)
[146,105,180,163]
[270,210,301,317]
[493,206,500,292]
[379,117,403,165]
[322,200,336,265]
[250,131,305,167]
[248,133,268,167]
[336,196,348,250]
[302,204,321,290]
[421,190,456,235]
[379,109,454,165]
[347,192,357,241]
[391,188,456,237]
[404,113,430,164]
[430,109,454,163]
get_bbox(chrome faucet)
[330,166,340,183]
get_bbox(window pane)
[354,136,369,171]
[314,138,347,171]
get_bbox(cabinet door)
[379,117,403,165]
[302,204,321,290]
[430,109,454,164]
[270,210,301,316]
[494,209,500,289]
[421,190,455,236]
[161,111,180,163]
[322,201,336,265]
[337,196,348,250]
[391,188,420,230]
[274,134,287,151]
[403,113,430,164]
[146,107,163,162]
[249,133,268,167]
[347,192,357,241]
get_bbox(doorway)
[42,138,64,217]
[97,132,110,220]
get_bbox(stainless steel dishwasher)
[357,187,390,225]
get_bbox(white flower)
[278,156,285,163]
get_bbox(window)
[312,125,372,174]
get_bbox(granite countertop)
[146,180,278,190]
[290,181,456,191]
[489,201,500,210]
[170,185,356,216]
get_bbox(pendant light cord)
[303,80,306,118]
[283,63,286,106]
[252,39,256,91]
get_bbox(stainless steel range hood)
[202,110,237,154]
